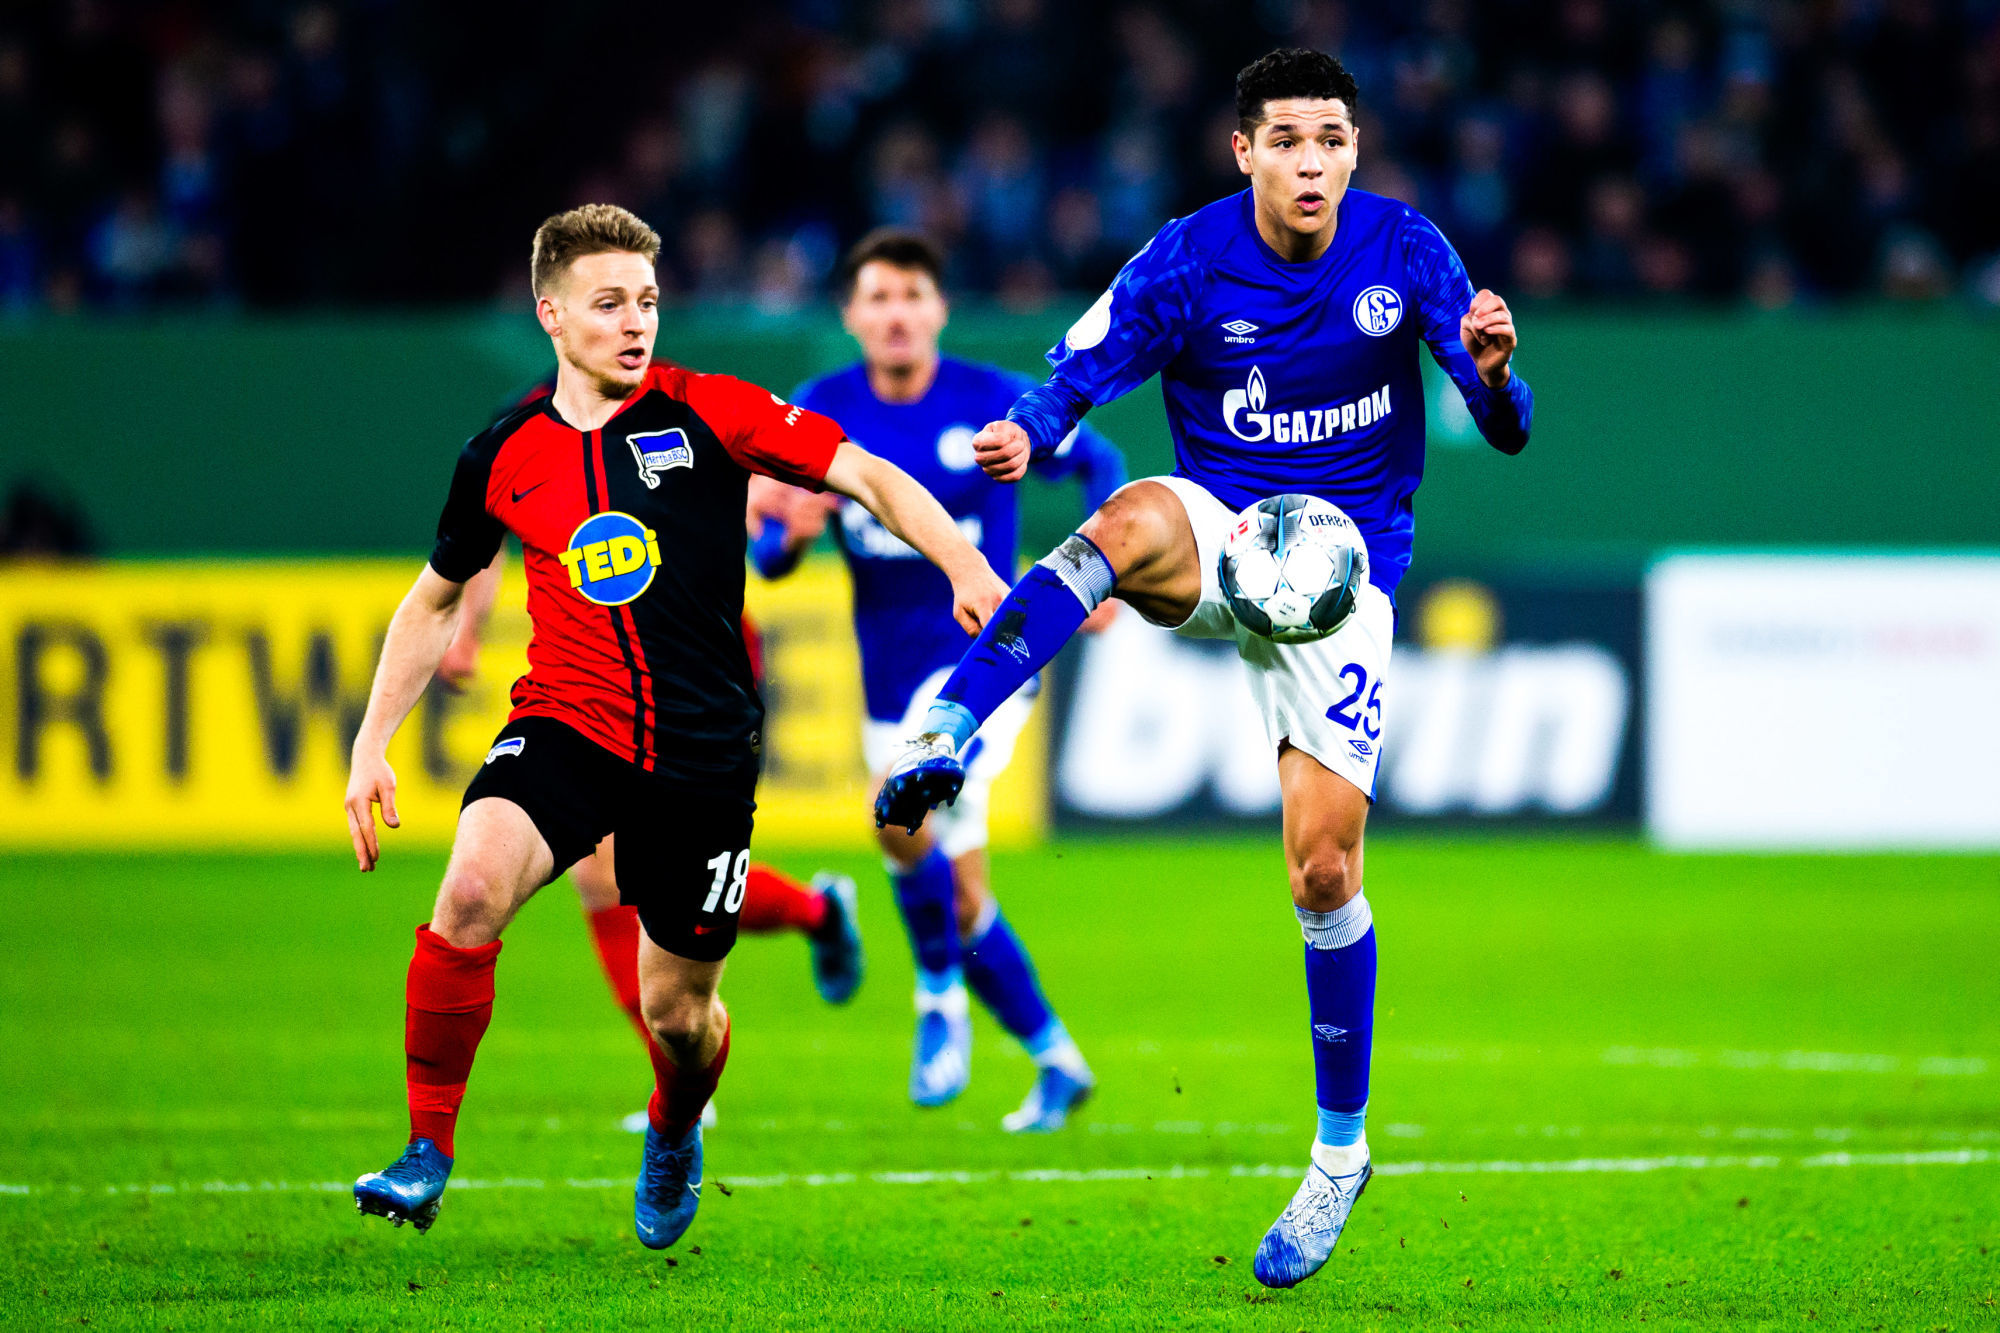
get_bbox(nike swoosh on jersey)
[511,480,547,503]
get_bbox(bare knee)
[1079,483,1179,574]
[1290,842,1361,913]
[642,987,717,1061]
[434,865,508,944]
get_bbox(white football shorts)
[1138,476,1395,800]
[863,668,1036,859]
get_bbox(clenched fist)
[1459,288,1518,388]
[972,419,1031,482]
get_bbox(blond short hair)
[530,203,662,297]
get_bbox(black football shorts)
[461,716,757,962]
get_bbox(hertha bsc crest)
[628,429,694,488]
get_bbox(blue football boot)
[909,988,972,1107]
[634,1122,703,1250]
[354,1138,453,1232]
[808,871,864,1004]
[1252,1151,1373,1288]
[874,734,964,834]
[1001,1061,1096,1133]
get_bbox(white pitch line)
[1599,1047,1989,1076]
[3,1149,1992,1200]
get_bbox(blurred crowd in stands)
[2,0,1997,312]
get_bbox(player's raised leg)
[354,796,554,1231]
[1254,747,1376,1288]
[876,479,1201,831]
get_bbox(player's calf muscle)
[1078,482,1200,618]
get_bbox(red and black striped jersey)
[432,363,843,775]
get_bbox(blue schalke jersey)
[1007,188,1533,598]
[794,356,1126,722]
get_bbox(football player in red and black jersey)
[440,380,864,1126]
[345,204,1007,1249]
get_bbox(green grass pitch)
[2,837,1996,1330]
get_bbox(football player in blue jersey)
[875,49,1533,1284]
[754,229,1127,1131]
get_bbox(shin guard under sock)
[1297,893,1376,1152]
[646,1017,731,1140]
[404,924,502,1157]
[585,905,651,1045]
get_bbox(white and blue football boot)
[634,1121,703,1250]
[909,986,972,1107]
[808,871,864,1004]
[1252,1146,1372,1288]
[1001,1060,1095,1133]
[354,1137,453,1232]
[874,733,964,835]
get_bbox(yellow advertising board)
[0,557,1044,850]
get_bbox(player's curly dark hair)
[1235,48,1360,135]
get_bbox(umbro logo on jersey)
[485,737,526,763]
[1349,738,1373,758]
[1221,318,1259,344]
[1313,1024,1348,1042]
[629,429,693,489]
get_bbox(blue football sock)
[892,847,962,982]
[923,535,1115,750]
[1298,892,1376,1150]
[962,902,1058,1051]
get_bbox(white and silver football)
[1218,494,1369,644]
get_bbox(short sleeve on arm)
[428,435,506,583]
[688,373,844,491]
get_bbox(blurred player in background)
[875,50,1533,1285]
[345,204,1005,1250]
[442,381,865,1136]
[757,230,1126,1131]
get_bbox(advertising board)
[1647,553,2000,849]
[1049,577,1641,828]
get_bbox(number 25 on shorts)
[1324,663,1383,739]
[703,849,750,914]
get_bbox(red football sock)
[738,864,827,935]
[646,1015,731,1140]
[404,924,502,1158]
[585,904,651,1044]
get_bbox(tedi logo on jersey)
[628,429,693,488]
[1352,285,1402,336]
[559,510,662,606]
[1223,366,1394,444]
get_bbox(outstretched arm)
[345,565,467,871]
[821,441,1008,633]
